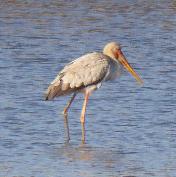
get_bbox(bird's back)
[45,52,112,100]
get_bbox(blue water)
[0,1,176,176]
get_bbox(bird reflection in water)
[54,143,135,176]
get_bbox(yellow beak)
[116,49,143,85]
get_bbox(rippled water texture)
[0,1,176,176]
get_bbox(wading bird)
[45,42,143,143]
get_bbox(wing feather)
[45,52,110,100]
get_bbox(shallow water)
[0,1,176,176]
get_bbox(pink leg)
[63,93,77,114]
[80,92,90,143]
[62,93,77,142]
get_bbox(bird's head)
[103,42,143,85]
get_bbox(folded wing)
[45,52,110,100]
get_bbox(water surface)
[0,1,176,176]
